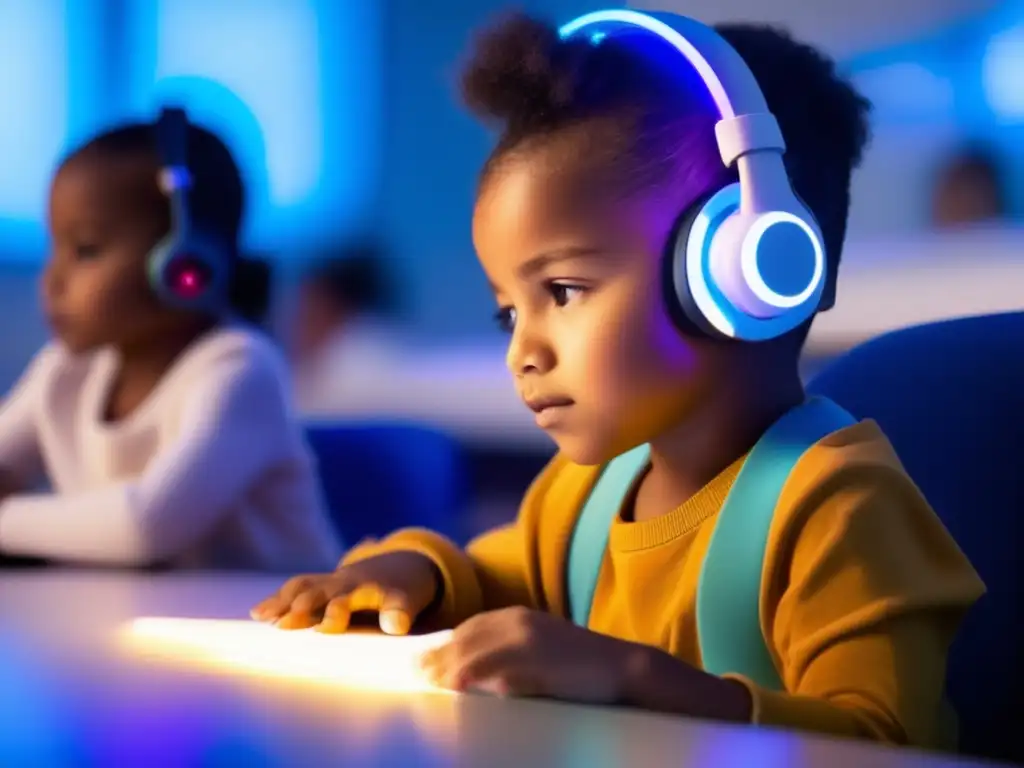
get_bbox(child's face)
[43,155,183,354]
[932,166,1001,227]
[290,281,348,363]
[474,152,728,465]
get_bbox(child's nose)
[507,323,556,377]
[41,264,66,304]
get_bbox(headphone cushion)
[660,188,725,339]
[147,235,180,299]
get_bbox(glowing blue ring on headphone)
[740,212,824,312]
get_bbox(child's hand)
[418,607,647,704]
[249,551,441,635]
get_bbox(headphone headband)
[153,108,192,232]
[558,9,826,342]
[558,10,786,169]
[154,108,191,172]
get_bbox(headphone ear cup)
[147,235,179,305]
[664,182,821,343]
[661,188,726,339]
[147,230,229,312]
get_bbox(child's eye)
[74,243,101,260]
[493,283,585,333]
[493,306,516,334]
[548,281,585,307]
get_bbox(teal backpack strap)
[696,396,856,690]
[567,443,650,627]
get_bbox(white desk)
[0,571,999,766]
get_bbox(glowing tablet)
[122,617,453,694]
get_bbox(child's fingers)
[345,583,385,613]
[316,597,354,634]
[379,608,412,636]
[275,610,320,630]
[469,672,534,698]
[378,590,421,635]
[275,585,333,630]
[341,584,421,635]
[290,586,328,614]
[279,575,319,602]
[443,645,529,694]
[250,574,321,621]
[250,596,288,621]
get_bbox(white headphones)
[559,10,826,342]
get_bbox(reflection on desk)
[0,571,995,767]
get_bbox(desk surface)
[0,571,997,767]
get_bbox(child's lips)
[525,396,575,428]
[45,312,70,332]
[524,395,575,413]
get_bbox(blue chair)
[304,422,470,547]
[808,312,1024,762]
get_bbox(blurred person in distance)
[930,145,1008,228]
[288,243,404,412]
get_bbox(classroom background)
[0,0,1021,544]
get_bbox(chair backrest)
[808,312,1024,763]
[304,421,470,546]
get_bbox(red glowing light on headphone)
[168,258,210,299]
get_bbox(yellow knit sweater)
[346,420,984,747]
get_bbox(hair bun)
[461,13,589,134]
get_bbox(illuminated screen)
[123,618,453,694]
[122,0,381,250]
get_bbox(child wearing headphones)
[254,12,983,747]
[0,110,341,570]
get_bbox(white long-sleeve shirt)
[0,327,342,571]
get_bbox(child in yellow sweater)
[254,11,984,747]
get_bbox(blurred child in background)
[288,244,404,413]
[0,109,341,570]
[931,145,1008,228]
